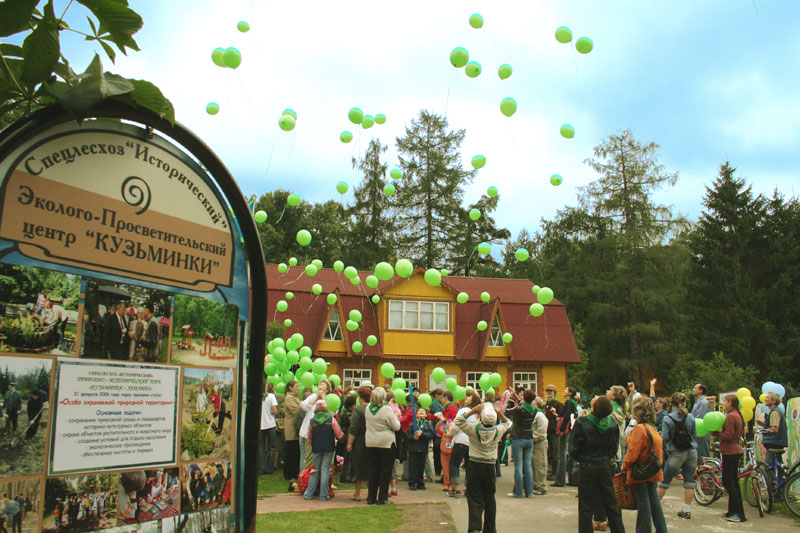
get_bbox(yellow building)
[267,264,580,396]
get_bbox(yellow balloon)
[742,408,754,422]
[741,396,756,410]
[736,387,750,400]
[759,393,767,403]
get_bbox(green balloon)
[392,377,406,390]
[489,372,502,388]
[349,309,363,323]
[454,385,466,400]
[441,269,448,277]
[349,275,361,286]
[329,374,341,388]
[305,264,318,277]
[264,362,276,376]
[480,292,490,303]
[278,115,296,131]
[211,48,226,67]
[344,266,358,279]
[237,20,250,32]
[340,131,353,143]
[446,377,458,392]
[530,303,544,317]
[432,367,446,383]
[395,390,407,406]
[278,263,288,273]
[348,107,364,124]
[500,97,517,117]
[289,257,298,266]
[326,393,341,411]
[477,242,491,255]
[469,13,484,28]
[487,186,498,198]
[471,155,486,169]
[555,26,573,44]
[223,47,242,68]
[487,387,496,396]
[272,347,286,361]
[287,350,299,365]
[362,115,375,129]
[384,184,396,196]
[479,373,491,391]
[424,268,441,287]
[374,113,386,124]
[282,371,295,384]
[291,333,304,347]
[287,193,302,206]
[345,320,358,332]
[515,248,529,261]
[395,259,413,277]
[366,275,379,288]
[327,293,338,305]
[477,320,488,331]
[283,318,293,327]
[457,292,469,304]
[299,356,312,371]
[312,358,327,375]
[254,210,267,223]
[390,168,403,180]
[374,262,394,281]
[550,174,563,186]
[371,295,381,304]
[311,283,322,294]
[531,285,540,294]
[312,259,323,270]
[276,300,288,312]
[300,372,315,388]
[366,335,378,346]
[333,260,345,272]
[296,229,312,246]
[502,332,513,343]
[465,61,482,78]
[299,346,312,358]
[272,337,285,349]
[450,47,469,68]
[537,287,554,305]
[282,108,297,119]
[498,64,512,80]
[352,341,363,353]
[418,393,432,408]
[206,102,220,115]
[469,208,481,221]
[381,362,395,379]
[560,124,575,139]
[575,36,594,54]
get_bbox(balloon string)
[283,270,306,286]
[458,329,479,357]
[466,246,477,277]
[265,140,277,175]
[289,129,297,159]
[275,203,287,224]
[484,30,513,61]
[235,70,261,122]
[305,295,320,314]
[529,256,545,283]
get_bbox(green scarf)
[587,413,611,432]
[611,400,623,412]
[521,403,539,417]
[369,404,381,416]
[568,398,580,409]
[313,412,331,424]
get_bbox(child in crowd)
[304,400,344,501]
[407,408,435,490]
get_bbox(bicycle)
[693,439,767,517]
[753,428,800,517]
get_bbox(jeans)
[408,450,427,487]
[284,439,300,480]
[433,437,442,475]
[512,438,534,497]
[367,446,395,504]
[304,451,334,500]
[578,463,625,533]
[259,427,276,474]
[548,433,560,474]
[658,448,697,489]
[633,482,667,533]
[556,434,569,485]
[695,435,710,463]
[449,443,470,485]
[533,439,548,490]
[467,461,497,533]
[722,453,746,519]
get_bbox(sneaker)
[507,493,523,498]
[550,483,565,488]
[676,473,684,481]
[677,511,691,519]
[389,490,398,497]
[408,484,417,490]
[533,488,547,495]
[448,490,462,498]
[593,522,608,531]
[727,514,743,523]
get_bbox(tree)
[668,352,758,398]
[394,110,476,268]
[1,0,173,126]
[449,194,510,277]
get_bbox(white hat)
[480,404,497,425]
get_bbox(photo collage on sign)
[0,265,240,531]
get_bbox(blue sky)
[47,1,800,239]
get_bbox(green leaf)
[0,81,21,102]
[124,79,174,124]
[76,0,143,54]
[0,57,25,89]
[0,44,25,58]
[86,16,98,37]
[0,0,38,38]
[99,39,116,63]
[21,1,60,85]
[44,54,133,120]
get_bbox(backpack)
[671,415,693,450]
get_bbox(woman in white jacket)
[298,380,331,471]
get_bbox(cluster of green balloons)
[211,47,242,69]
[265,333,342,404]
[554,26,594,54]
[696,411,726,436]
[279,109,297,132]
[347,108,386,130]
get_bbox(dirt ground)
[170,341,237,369]
[180,382,233,461]
[393,502,457,532]
[0,406,50,477]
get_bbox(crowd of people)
[258,376,790,533]
[0,493,32,533]
[50,491,113,531]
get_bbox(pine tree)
[450,195,510,276]
[394,110,476,268]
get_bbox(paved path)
[256,464,799,532]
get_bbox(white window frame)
[513,372,538,393]
[488,317,504,347]
[395,370,420,391]
[324,307,343,341]
[343,368,372,388]
[465,371,483,392]
[388,300,449,331]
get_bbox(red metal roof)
[265,263,580,364]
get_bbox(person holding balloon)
[304,400,344,501]
[299,380,332,471]
[714,394,746,523]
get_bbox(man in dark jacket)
[544,384,563,479]
[569,396,625,533]
[24,389,45,441]
[4,383,22,434]
[102,303,129,359]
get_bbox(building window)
[324,308,343,341]
[465,371,483,392]
[388,300,449,331]
[488,317,504,347]
[396,370,420,391]
[343,368,372,388]
[513,372,538,393]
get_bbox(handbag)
[555,416,571,436]
[614,473,637,510]
[632,424,662,481]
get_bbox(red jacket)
[719,410,744,456]
[442,403,459,421]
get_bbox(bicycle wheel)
[694,468,722,506]
[784,470,800,518]
[748,471,767,517]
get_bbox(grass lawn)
[257,471,355,497]
[256,505,402,532]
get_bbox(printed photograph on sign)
[0,478,39,533]
[180,460,232,513]
[181,369,234,461]
[117,468,180,526]
[81,279,170,363]
[162,506,230,533]
[42,473,118,532]
[0,355,52,478]
[170,294,238,368]
[98,521,159,533]
[0,264,80,356]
